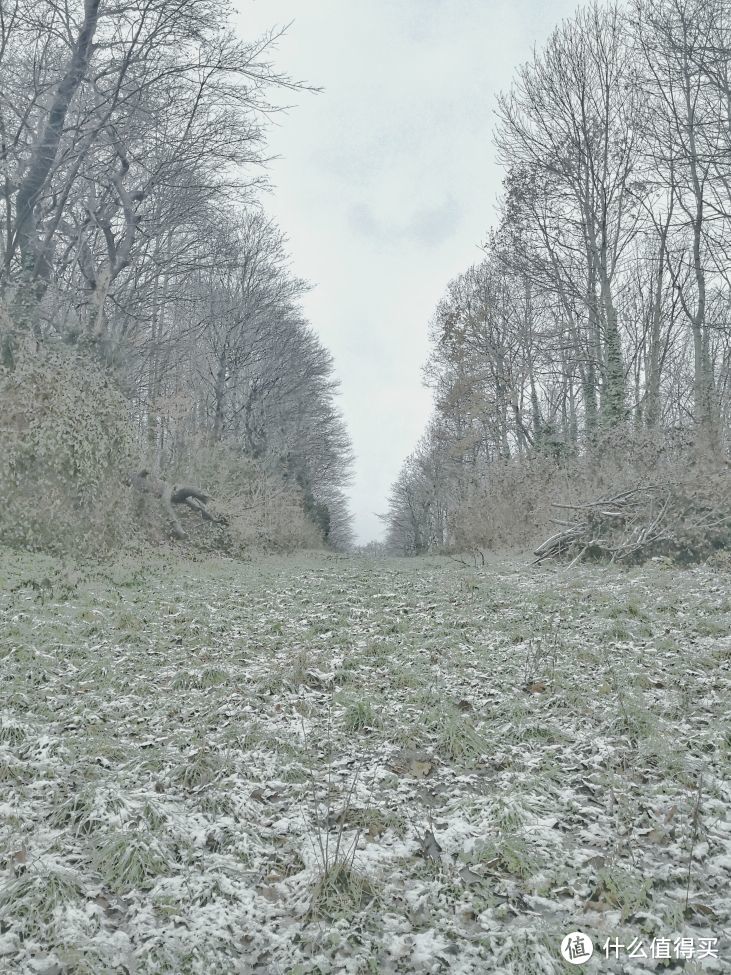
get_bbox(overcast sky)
[235,0,579,543]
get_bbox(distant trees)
[387,0,731,555]
[0,0,352,551]
[385,430,451,555]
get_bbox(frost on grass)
[0,548,730,973]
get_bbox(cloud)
[347,203,381,240]
[348,197,463,247]
[406,197,463,245]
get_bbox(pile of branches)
[534,471,731,566]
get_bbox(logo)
[560,932,594,965]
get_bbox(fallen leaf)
[482,856,502,872]
[644,828,670,845]
[584,899,613,913]
[32,962,63,975]
[410,760,434,779]
[419,829,443,861]
[257,885,282,903]
[687,902,718,919]
[459,865,484,884]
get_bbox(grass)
[309,861,378,920]
[95,832,171,893]
[342,697,380,733]
[0,547,729,974]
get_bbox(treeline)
[0,0,352,553]
[386,0,731,557]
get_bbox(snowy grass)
[0,548,729,973]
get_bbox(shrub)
[164,440,324,554]
[450,426,731,562]
[0,346,137,557]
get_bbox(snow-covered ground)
[0,549,729,974]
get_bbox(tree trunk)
[9,0,101,335]
[213,350,227,443]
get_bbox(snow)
[0,549,729,973]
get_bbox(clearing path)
[0,550,730,974]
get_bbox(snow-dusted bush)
[450,426,731,562]
[0,346,136,556]
[165,440,324,554]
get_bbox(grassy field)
[0,548,729,974]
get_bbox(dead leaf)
[410,759,434,779]
[644,828,670,845]
[584,899,613,913]
[482,856,502,872]
[459,865,484,885]
[34,964,62,975]
[257,885,282,903]
[419,829,443,862]
[687,901,718,919]
[250,787,281,803]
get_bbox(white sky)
[234,0,579,543]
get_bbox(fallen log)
[129,470,224,539]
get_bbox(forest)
[385,0,731,565]
[0,0,353,557]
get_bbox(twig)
[685,773,703,912]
